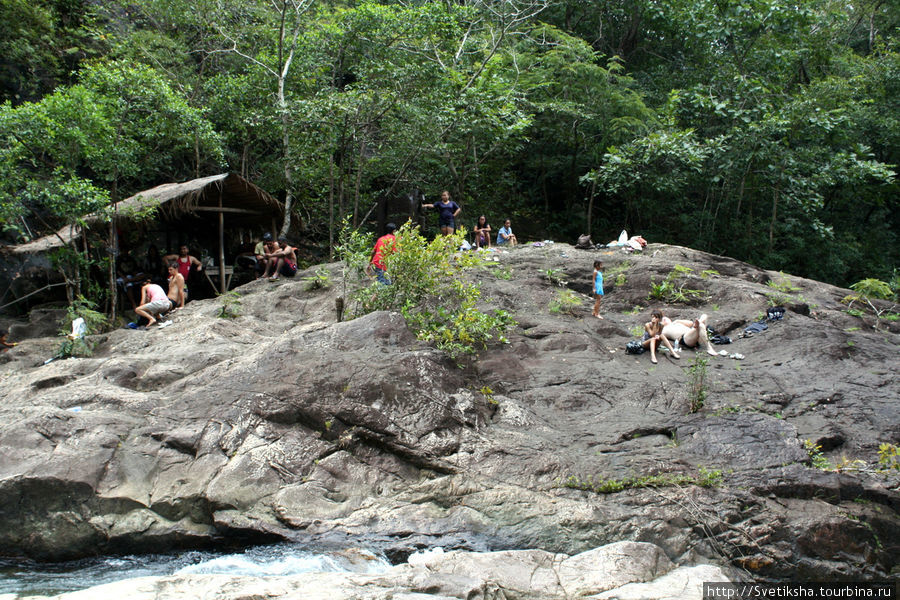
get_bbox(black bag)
[767,306,785,321]
[575,234,593,249]
[625,340,645,354]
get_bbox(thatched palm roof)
[10,173,281,255]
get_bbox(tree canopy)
[1,0,897,287]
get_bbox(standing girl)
[422,190,461,235]
[592,260,604,319]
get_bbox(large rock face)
[0,243,897,582]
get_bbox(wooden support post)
[218,187,226,294]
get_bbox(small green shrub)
[765,291,793,307]
[354,223,515,360]
[605,261,631,288]
[687,356,709,413]
[560,466,722,494]
[842,277,898,319]
[767,272,800,294]
[804,439,832,470]
[479,385,497,405]
[218,290,242,319]
[850,278,893,301]
[56,296,106,358]
[549,289,582,315]
[544,268,567,287]
[649,265,709,304]
[304,267,332,291]
[877,443,900,471]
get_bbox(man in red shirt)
[367,223,397,284]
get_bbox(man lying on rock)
[662,313,718,357]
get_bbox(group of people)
[591,261,717,364]
[641,310,718,364]
[421,190,518,248]
[130,234,299,328]
[251,233,298,281]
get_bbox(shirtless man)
[166,262,186,309]
[135,278,171,327]
[262,237,298,281]
[662,313,718,356]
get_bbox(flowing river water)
[0,543,392,598]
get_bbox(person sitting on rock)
[0,330,17,352]
[135,278,171,327]
[496,219,518,246]
[642,309,680,364]
[473,215,492,249]
[262,237,298,281]
[662,313,718,357]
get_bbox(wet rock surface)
[27,541,729,600]
[0,243,897,583]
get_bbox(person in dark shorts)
[263,237,298,281]
[422,190,461,235]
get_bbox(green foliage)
[218,291,242,319]
[548,289,582,316]
[804,439,833,471]
[3,0,898,296]
[877,443,900,471]
[544,268,568,287]
[767,273,800,294]
[649,265,709,305]
[55,296,107,358]
[354,223,515,359]
[336,218,375,282]
[605,261,631,288]
[687,356,709,413]
[304,267,332,291]
[479,385,497,405]
[561,466,723,494]
[849,278,894,301]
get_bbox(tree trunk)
[768,185,780,256]
[328,153,335,258]
[108,178,119,322]
[353,135,366,227]
[586,175,597,238]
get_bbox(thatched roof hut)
[6,173,282,296]
[11,173,281,255]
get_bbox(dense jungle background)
[1,0,897,288]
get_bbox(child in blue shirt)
[592,260,604,319]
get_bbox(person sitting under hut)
[135,278,171,327]
[262,237,298,281]
[163,245,203,287]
